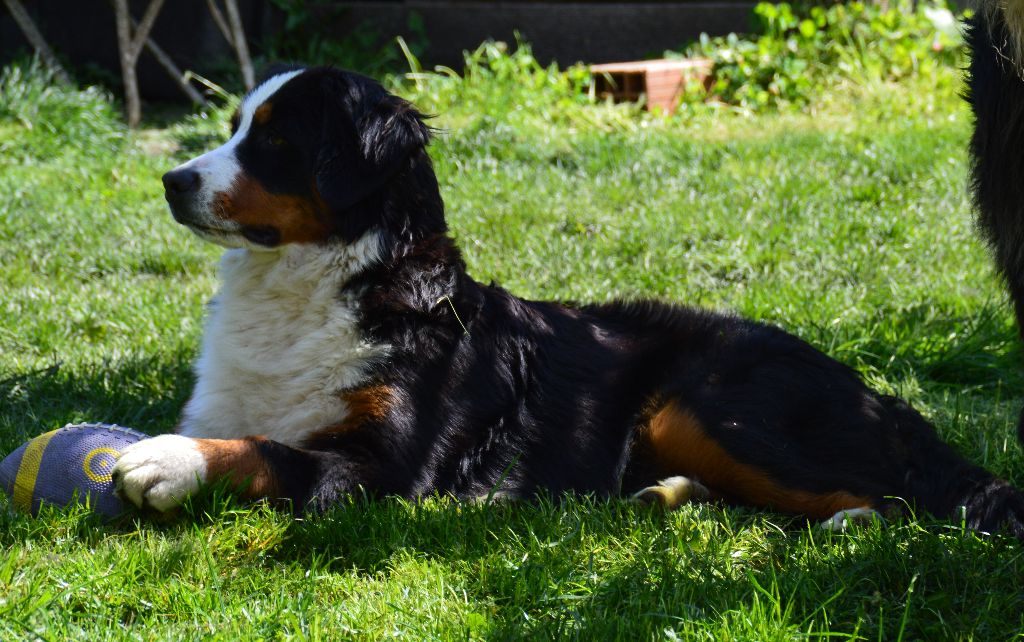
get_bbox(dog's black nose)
[162,168,200,196]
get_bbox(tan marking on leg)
[307,385,396,442]
[193,436,279,499]
[340,385,394,426]
[253,102,273,125]
[645,403,873,519]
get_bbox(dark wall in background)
[0,0,276,99]
[1,1,756,101]
[329,1,757,68]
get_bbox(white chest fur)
[178,234,388,446]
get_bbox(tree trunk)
[3,0,71,84]
[111,0,166,128]
[224,0,254,91]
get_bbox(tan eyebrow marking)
[254,102,273,125]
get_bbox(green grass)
[2,59,1024,640]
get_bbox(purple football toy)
[0,423,149,517]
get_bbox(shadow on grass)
[541,518,1024,640]
[265,496,1024,640]
[0,352,194,453]
[807,299,1024,392]
[1,308,1023,637]
[4,476,1022,638]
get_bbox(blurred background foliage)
[684,0,965,110]
[1,0,969,123]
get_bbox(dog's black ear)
[316,74,431,214]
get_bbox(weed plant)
[685,0,965,111]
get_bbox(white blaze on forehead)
[168,69,305,234]
[235,69,305,136]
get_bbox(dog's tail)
[884,396,1024,539]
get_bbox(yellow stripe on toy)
[1,423,150,517]
[13,429,59,512]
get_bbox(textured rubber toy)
[0,423,149,517]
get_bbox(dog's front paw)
[112,435,208,511]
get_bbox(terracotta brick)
[591,58,713,113]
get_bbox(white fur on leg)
[112,435,208,512]
[819,507,882,533]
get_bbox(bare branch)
[112,0,142,127]
[223,0,254,90]
[142,35,207,106]
[205,0,233,47]
[128,0,166,61]
[3,0,71,84]
[109,0,203,110]
[113,0,166,127]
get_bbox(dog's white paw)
[112,434,208,512]
[631,475,711,509]
[820,507,883,533]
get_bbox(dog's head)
[162,67,438,249]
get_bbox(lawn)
[1,49,1024,640]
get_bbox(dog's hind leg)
[631,400,879,521]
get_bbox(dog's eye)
[265,133,287,147]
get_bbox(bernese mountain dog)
[110,66,1024,538]
[966,0,1024,444]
